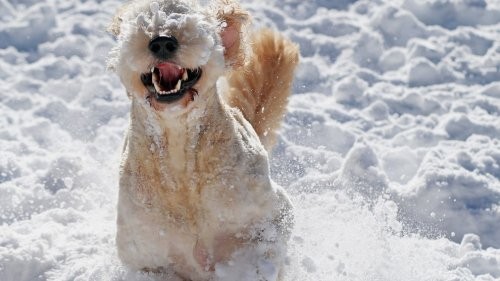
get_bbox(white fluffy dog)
[108,0,299,280]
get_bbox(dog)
[108,0,299,280]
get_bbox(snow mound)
[403,0,500,29]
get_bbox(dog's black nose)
[149,36,179,60]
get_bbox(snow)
[1,0,500,280]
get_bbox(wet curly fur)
[109,0,299,280]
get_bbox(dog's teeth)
[151,67,155,73]
[153,81,162,93]
[182,71,188,81]
[175,80,181,90]
[152,73,163,93]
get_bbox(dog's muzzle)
[141,36,203,104]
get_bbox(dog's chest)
[117,103,277,276]
[122,124,270,221]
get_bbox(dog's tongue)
[157,63,183,87]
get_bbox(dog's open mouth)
[141,63,202,103]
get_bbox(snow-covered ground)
[1,0,500,280]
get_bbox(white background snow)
[1,0,500,280]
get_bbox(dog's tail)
[226,29,299,150]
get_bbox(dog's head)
[108,0,248,111]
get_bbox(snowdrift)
[1,0,499,280]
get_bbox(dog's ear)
[215,0,250,67]
[108,2,134,37]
